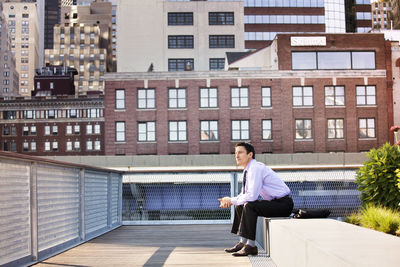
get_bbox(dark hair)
[235,142,255,159]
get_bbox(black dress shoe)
[224,242,245,253]
[232,244,258,256]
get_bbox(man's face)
[235,146,253,167]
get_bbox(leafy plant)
[355,142,400,210]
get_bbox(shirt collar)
[244,158,255,172]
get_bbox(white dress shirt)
[230,159,291,206]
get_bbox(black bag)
[292,208,331,219]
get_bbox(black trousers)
[231,195,294,240]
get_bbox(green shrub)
[356,143,400,210]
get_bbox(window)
[232,120,249,140]
[169,121,187,141]
[68,109,78,118]
[23,126,29,136]
[200,88,218,108]
[115,89,125,109]
[52,141,58,151]
[44,125,50,135]
[24,110,35,119]
[94,140,100,151]
[23,142,29,151]
[87,141,93,151]
[2,126,9,136]
[327,119,344,139]
[209,12,234,25]
[137,89,155,109]
[295,119,312,139]
[325,86,345,106]
[356,85,376,105]
[292,51,376,70]
[66,141,72,151]
[66,125,72,135]
[3,111,16,120]
[293,86,313,106]
[169,88,186,108]
[209,35,235,48]
[168,35,194,49]
[359,118,376,138]
[52,125,59,135]
[74,141,80,151]
[200,120,218,141]
[86,124,93,135]
[138,121,156,142]
[30,126,36,135]
[262,87,272,107]
[74,125,80,134]
[31,142,36,152]
[231,87,248,107]
[46,110,56,119]
[168,59,194,71]
[44,141,50,151]
[168,12,193,25]
[94,124,100,134]
[262,120,272,140]
[116,122,125,142]
[209,58,225,70]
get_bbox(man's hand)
[218,196,232,208]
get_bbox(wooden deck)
[33,224,255,267]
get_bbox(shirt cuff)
[230,196,238,206]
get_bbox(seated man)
[219,142,293,256]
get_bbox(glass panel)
[366,86,375,95]
[352,51,375,69]
[336,96,345,105]
[359,119,366,128]
[318,52,351,69]
[336,129,344,138]
[356,86,365,95]
[292,52,316,70]
[367,96,376,105]
[328,129,336,138]
[357,96,365,105]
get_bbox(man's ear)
[248,152,253,158]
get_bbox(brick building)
[104,33,391,155]
[0,94,104,155]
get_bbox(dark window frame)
[209,35,235,48]
[168,35,194,49]
[209,12,234,25]
[168,12,193,25]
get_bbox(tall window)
[168,35,194,49]
[168,59,194,71]
[209,58,225,70]
[325,86,345,106]
[200,120,218,141]
[209,12,234,25]
[293,86,313,106]
[115,89,125,109]
[169,88,186,108]
[115,122,125,142]
[232,120,249,140]
[138,121,156,142]
[295,119,312,139]
[262,87,271,107]
[168,12,193,25]
[359,118,376,138]
[327,119,344,139]
[138,89,155,109]
[169,121,187,141]
[209,35,235,48]
[356,85,376,105]
[231,87,249,107]
[262,119,272,140]
[200,88,218,108]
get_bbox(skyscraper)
[2,1,39,96]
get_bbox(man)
[218,142,293,256]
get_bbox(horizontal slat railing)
[0,151,123,267]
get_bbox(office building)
[117,0,244,72]
[2,1,39,96]
[105,33,391,155]
[44,0,61,50]
[0,5,19,100]
[372,0,392,30]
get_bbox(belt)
[277,194,291,200]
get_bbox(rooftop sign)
[291,36,326,46]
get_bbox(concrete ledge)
[269,218,400,267]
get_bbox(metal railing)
[122,165,362,224]
[0,152,123,267]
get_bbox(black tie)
[242,170,247,193]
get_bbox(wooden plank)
[34,224,252,267]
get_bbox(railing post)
[118,174,123,224]
[79,168,85,241]
[107,172,112,228]
[30,161,38,261]
[230,172,238,223]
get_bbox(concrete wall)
[43,152,367,169]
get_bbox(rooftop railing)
[0,151,123,267]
